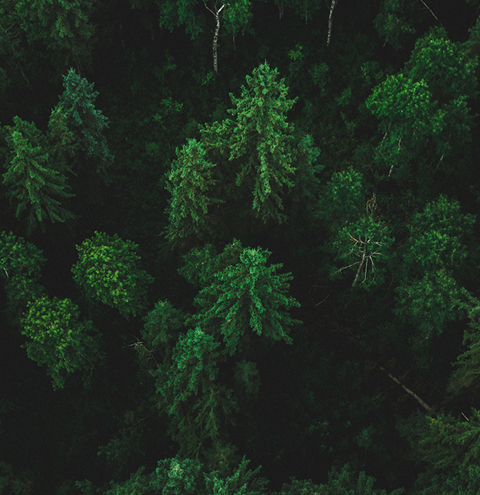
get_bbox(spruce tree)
[53,68,114,176]
[189,240,301,356]
[165,138,224,248]
[3,116,76,233]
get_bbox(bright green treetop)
[3,116,76,233]
[224,62,298,224]
[21,295,103,389]
[72,231,154,317]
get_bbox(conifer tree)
[397,409,480,494]
[21,295,103,389]
[72,232,154,317]
[189,240,301,356]
[3,116,76,233]
[165,138,224,247]
[0,230,47,308]
[207,62,299,224]
[394,195,475,343]
[366,27,478,187]
[53,68,114,176]
[447,288,480,397]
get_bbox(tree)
[53,68,114,177]
[188,239,301,356]
[3,116,77,233]
[397,408,480,495]
[0,231,46,309]
[394,195,475,343]
[374,0,417,50]
[153,326,239,461]
[21,295,103,389]
[14,0,97,72]
[366,27,478,188]
[164,138,224,248]
[318,168,365,231]
[72,231,154,317]
[446,288,480,397]
[77,454,268,495]
[213,62,298,225]
[276,463,404,494]
[330,215,394,289]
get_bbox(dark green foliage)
[318,168,364,231]
[366,28,478,187]
[15,0,96,70]
[4,3,480,494]
[78,454,268,495]
[21,295,103,389]
[54,68,113,175]
[234,360,260,397]
[447,289,480,396]
[276,463,404,494]
[142,299,188,353]
[165,138,224,246]
[72,231,154,317]
[0,230,46,306]
[3,116,76,233]
[394,196,475,342]
[165,62,322,241]
[330,215,394,289]
[374,0,416,50]
[397,409,480,494]
[152,325,238,461]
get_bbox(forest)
[2,0,480,493]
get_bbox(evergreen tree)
[53,68,114,176]
[204,62,298,225]
[394,195,475,343]
[165,138,224,248]
[14,0,97,71]
[188,240,301,356]
[0,230,47,309]
[21,295,104,389]
[72,231,154,317]
[366,27,478,190]
[447,288,480,397]
[3,116,76,233]
[397,409,480,495]
[276,463,404,494]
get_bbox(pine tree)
[3,116,76,233]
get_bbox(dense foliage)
[2,0,480,494]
